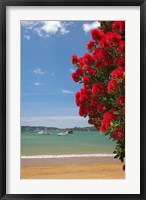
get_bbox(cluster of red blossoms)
[71,21,125,161]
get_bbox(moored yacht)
[57,130,74,136]
[38,130,51,135]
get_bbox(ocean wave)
[21,154,115,159]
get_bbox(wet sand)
[21,157,125,179]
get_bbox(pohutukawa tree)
[71,21,125,166]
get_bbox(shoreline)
[21,153,116,159]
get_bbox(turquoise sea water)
[21,130,116,156]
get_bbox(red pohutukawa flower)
[99,32,122,49]
[85,65,96,76]
[76,67,84,76]
[116,96,125,105]
[71,54,79,65]
[114,57,125,69]
[91,96,99,106]
[79,106,88,117]
[100,111,117,133]
[113,129,125,140]
[118,40,125,55]
[83,75,91,88]
[121,107,125,114]
[88,118,94,125]
[92,83,107,95]
[91,29,104,42]
[93,49,112,69]
[103,111,117,121]
[93,47,103,55]
[100,120,111,133]
[80,88,91,95]
[71,20,125,163]
[75,92,81,106]
[110,68,125,81]
[88,105,97,117]
[107,80,119,93]
[83,53,94,66]
[75,98,80,106]
[78,57,84,67]
[112,21,125,34]
[75,91,80,99]
[97,104,107,113]
[87,41,96,51]
[79,94,90,104]
[71,72,80,82]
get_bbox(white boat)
[38,130,51,135]
[57,130,73,136]
[57,132,68,136]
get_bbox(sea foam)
[21,154,115,159]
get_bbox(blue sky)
[21,20,100,128]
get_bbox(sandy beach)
[21,156,125,179]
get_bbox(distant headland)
[21,126,96,132]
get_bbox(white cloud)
[60,26,70,35]
[51,73,55,76]
[34,82,42,86]
[24,35,31,40]
[61,89,73,94]
[83,21,100,33]
[33,68,45,75]
[21,20,72,38]
[41,21,61,34]
[21,21,39,29]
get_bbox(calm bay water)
[21,130,116,156]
